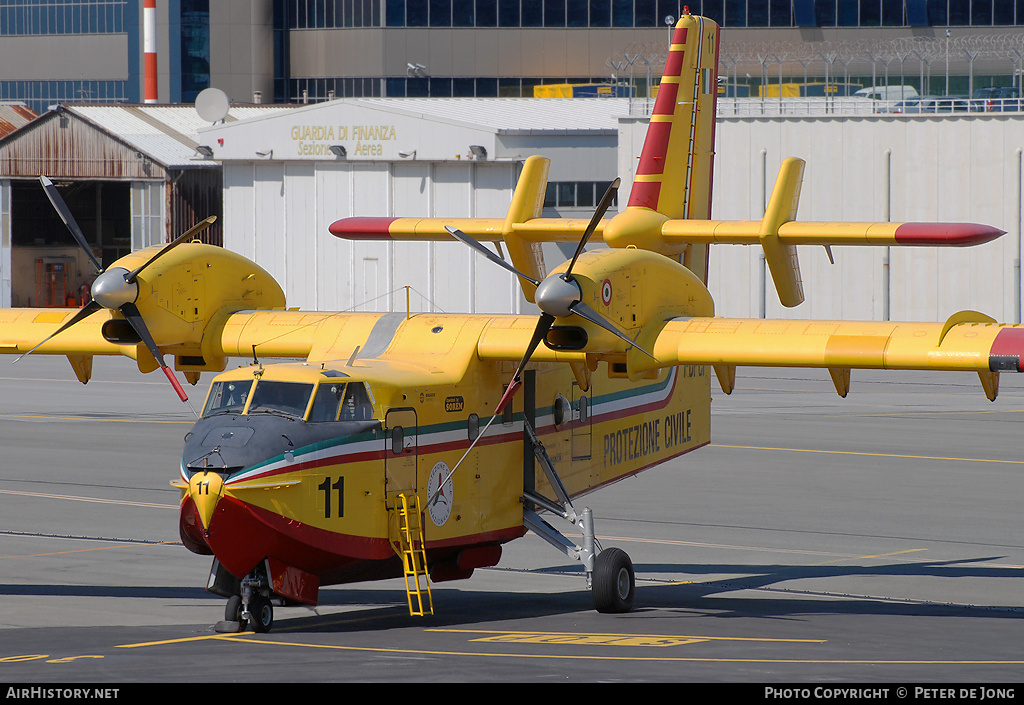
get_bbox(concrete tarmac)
[0,355,1022,683]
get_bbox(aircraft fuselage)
[175,312,712,606]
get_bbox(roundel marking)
[601,279,613,306]
[426,461,454,527]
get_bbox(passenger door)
[384,408,417,509]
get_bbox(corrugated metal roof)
[349,97,629,134]
[64,104,298,167]
[0,103,38,138]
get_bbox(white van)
[854,85,919,100]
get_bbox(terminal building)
[4,1,1024,110]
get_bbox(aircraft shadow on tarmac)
[0,585,210,600]
[4,554,1022,633]
[263,553,1024,632]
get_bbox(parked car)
[887,96,971,114]
[854,85,918,100]
[971,87,1021,112]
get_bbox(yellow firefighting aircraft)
[2,10,1020,633]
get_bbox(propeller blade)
[445,225,540,286]
[119,302,192,407]
[14,301,102,363]
[125,216,217,283]
[569,301,658,362]
[495,312,555,413]
[39,176,103,273]
[564,177,620,279]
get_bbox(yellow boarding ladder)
[395,493,433,616]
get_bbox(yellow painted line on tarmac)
[429,628,823,644]
[0,376,167,385]
[0,413,191,424]
[0,488,177,509]
[825,409,1024,418]
[118,635,227,648]
[593,533,852,557]
[0,540,176,560]
[810,548,928,566]
[114,632,1024,665]
[710,444,1024,465]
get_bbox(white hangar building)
[202,99,1024,325]
[201,97,625,316]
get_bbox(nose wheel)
[224,594,248,631]
[247,593,274,633]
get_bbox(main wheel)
[249,594,274,633]
[592,547,635,613]
[225,595,248,630]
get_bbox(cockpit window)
[203,380,253,416]
[308,382,374,422]
[247,381,314,419]
[309,383,345,422]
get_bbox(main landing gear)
[522,421,636,613]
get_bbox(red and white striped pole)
[144,0,158,103]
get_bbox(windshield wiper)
[246,407,301,419]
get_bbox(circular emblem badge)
[426,461,454,526]
[601,279,613,306]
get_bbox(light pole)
[945,29,951,96]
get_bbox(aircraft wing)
[0,308,124,357]
[641,312,1024,400]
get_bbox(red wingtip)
[990,328,1024,373]
[162,366,189,403]
[893,223,1006,247]
[328,217,399,240]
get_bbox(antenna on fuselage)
[346,346,361,366]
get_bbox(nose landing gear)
[215,565,275,633]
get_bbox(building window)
[521,0,542,25]
[430,0,451,26]
[545,181,618,209]
[948,0,970,25]
[348,0,1024,29]
[860,0,881,26]
[180,0,210,103]
[589,0,610,25]
[286,0,383,28]
[545,0,566,26]
[0,0,127,36]
[0,80,128,114]
[499,0,520,25]
[971,0,992,25]
[476,0,497,25]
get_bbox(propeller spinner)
[447,177,656,413]
[23,176,216,413]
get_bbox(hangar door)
[8,179,134,308]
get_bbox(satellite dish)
[195,87,230,123]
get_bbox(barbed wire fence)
[608,33,1024,99]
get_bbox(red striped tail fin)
[620,10,720,281]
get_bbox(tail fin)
[609,10,720,280]
[502,155,550,303]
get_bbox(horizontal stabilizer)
[659,219,1006,247]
